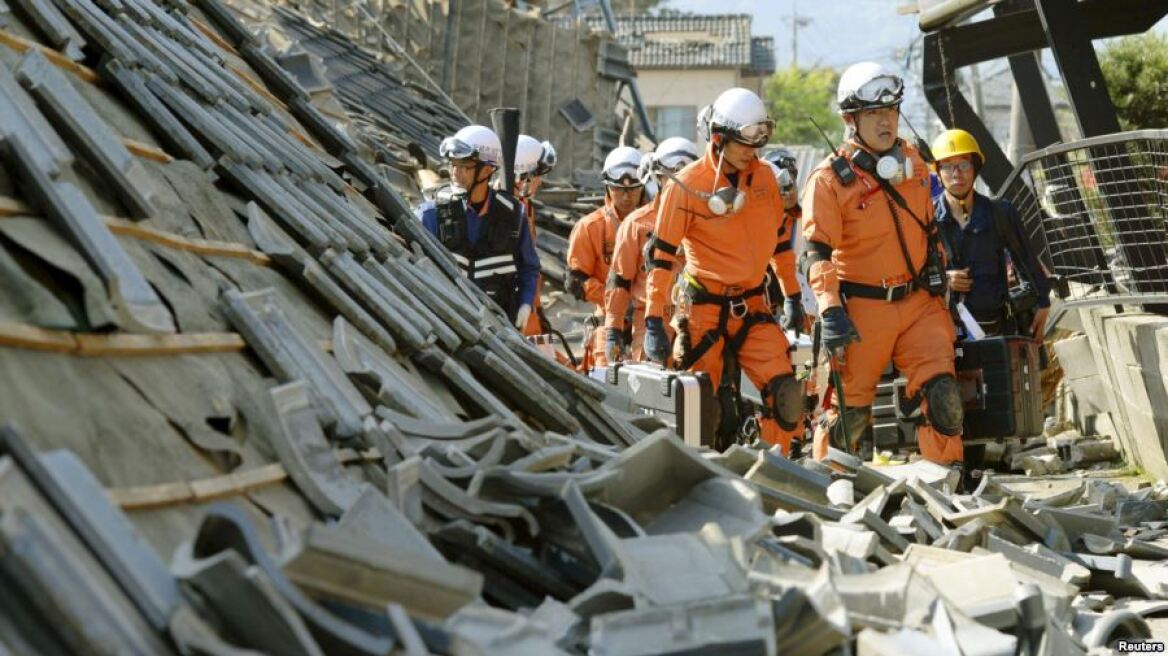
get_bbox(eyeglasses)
[939,160,974,175]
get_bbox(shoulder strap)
[988,199,1035,287]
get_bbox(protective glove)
[820,306,860,358]
[514,304,532,330]
[780,293,805,335]
[604,328,624,363]
[643,316,669,364]
[565,271,587,301]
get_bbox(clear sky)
[661,0,1168,73]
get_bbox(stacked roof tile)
[580,11,775,75]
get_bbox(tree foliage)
[763,67,842,147]
[1099,33,1168,131]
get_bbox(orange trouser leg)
[811,294,895,461]
[892,293,963,465]
[523,277,545,337]
[629,305,647,361]
[686,297,798,454]
[591,320,608,367]
[812,291,962,463]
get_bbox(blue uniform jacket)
[934,191,1051,316]
[417,190,540,307]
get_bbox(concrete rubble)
[0,0,1166,653]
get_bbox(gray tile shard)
[644,476,770,539]
[856,627,945,656]
[589,594,775,656]
[744,449,831,506]
[924,553,1019,629]
[8,0,87,60]
[4,135,175,333]
[36,450,183,629]
[222,287,371,438]
[0,57,73,176]
[16,51,157,217]
[280,523,483,622]
[337,484,442,562]
[1034,506,1121,545]
[615,532,748,606]
[833,563,939,629]
[445,604,572,656]
[101,60,216,170]
[333,317,451,419]
[266,381,363,517]
[983,531,1091,586]
[173,547,324,656]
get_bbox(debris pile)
[0,0,1164,654]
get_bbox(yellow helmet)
[931,129,984,169]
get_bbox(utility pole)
[785,0,813,68]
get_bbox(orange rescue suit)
[567,198,622,365]
[802,140,963,465]
[645,148,802,453]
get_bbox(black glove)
[780,294,804,335]
[820,306,859,357]
[565,270,588,301]
[644,316,669,363]
[604,327,624,363]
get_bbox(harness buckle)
[880,278,911,302]
[728,296,748,319]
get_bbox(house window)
[651,106,697,142]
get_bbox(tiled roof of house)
[581,12,775,74]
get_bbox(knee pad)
[923,374,964,436]
[764,374,803,430]
[824,405,871,451]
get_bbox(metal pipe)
[919,0,999,32]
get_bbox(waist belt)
[840,279,916,302]
[684,274,766,314]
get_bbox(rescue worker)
[419,125,540,329]
[931,129,1051,338]
[762,148,806,334]
[566,146,646,367]
[604,137,700,361]
[802,62,965,467]
[513,134,558,336]
[643,87,804,454]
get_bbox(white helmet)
[654,137,700,172]
[514,135,543,178]
[515,135,557,178]
[440,125,503,167]
[837,62,904,113]
[602,146,643,189]
[704,88,773,147]
[764,160,793,190]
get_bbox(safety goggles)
[844,75,904,112]
[657,149,697,173]
[439,137,478,161]
[727,120,774,147]
[605,174,644,192]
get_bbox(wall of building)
[637,68,738,143]
[1061,305,1168,480]
[271,0,626,180]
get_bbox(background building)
[587,11,775,144]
